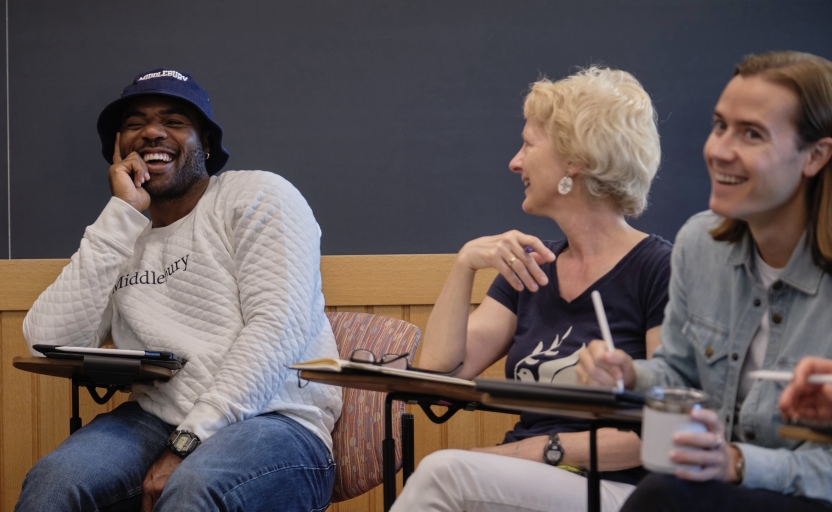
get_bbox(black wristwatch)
[543,432,564,466]
[166,429,201,458]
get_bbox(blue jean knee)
[15,402,173,512]
[156,412,335,512]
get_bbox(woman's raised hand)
[458,230,555,292]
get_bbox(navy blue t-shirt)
[487,234,672,483]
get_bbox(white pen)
[748,369,832,385]
[590,290,624,393]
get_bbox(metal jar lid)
[644,387,708,414]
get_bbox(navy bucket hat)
[97,68,230,175]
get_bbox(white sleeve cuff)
[87,197,149,252]
[178,400,232,442]
[735,442,787,490]
[632,360,658,393]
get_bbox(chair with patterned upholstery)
[326,311,422,503]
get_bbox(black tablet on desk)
[474,378,644,409]
[33,345,186,370]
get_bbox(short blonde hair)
[523,66,661,217]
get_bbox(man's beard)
[142,144,208,201]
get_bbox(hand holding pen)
[591,291,624,392]
[576,293,637,390]
[456,231,555,293]
[778,357,832,421]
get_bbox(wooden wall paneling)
[0,260,66,310]
[0,258,498,311]
[1,312,34,512]
[36,373,69,458]
[367,306,406,322]
[332,306,372,314]
[319,255,496,307]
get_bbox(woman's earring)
[205,152,210,160]
[558,171,573,195]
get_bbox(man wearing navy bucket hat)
[17,69,341,511]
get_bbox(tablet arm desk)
[13,356,172,434]
[299,369,501,511]
[479,392,642,512]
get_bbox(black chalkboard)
[4,0,831,258]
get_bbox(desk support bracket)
[68,355,140,435]
[84,385,120,404]
[381,392,509,512]
[401,413,415,485]
[586,420,640,512]
[588,422,600,512]
[70,379,83,435]
[417,402,461,424]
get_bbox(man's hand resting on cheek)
[109,132,151,212]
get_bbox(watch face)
[173,434,193,452]
[545,446,563,464]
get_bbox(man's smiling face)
[119,95,210,200]
[703,75,811,228]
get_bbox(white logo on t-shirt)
[514,326,586,384]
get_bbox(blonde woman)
[580,52,832,512]
[391,67,669,512]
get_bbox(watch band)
[166,429,201,458]
[730,443,745,484]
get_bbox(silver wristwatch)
[166,429,201,458]
[543,432,564,466]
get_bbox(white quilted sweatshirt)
[24,171,342,451]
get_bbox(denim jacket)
[634,210,832,503]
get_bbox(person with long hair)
[391,66,671,511]
[579,51,832,511]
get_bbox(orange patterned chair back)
[326,312,422,502]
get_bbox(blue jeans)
[620,473,830,512]
[16,402,335,512]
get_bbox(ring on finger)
[713,435,723,450]
[508,256,518,266]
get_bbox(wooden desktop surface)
[301,370,643,423]
[779,425,832,444]
[480,394,642,424]
[299,370,485,403]
[13,356,173,381]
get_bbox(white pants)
[390,449,635,512]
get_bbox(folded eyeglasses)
[349,349,463,376]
